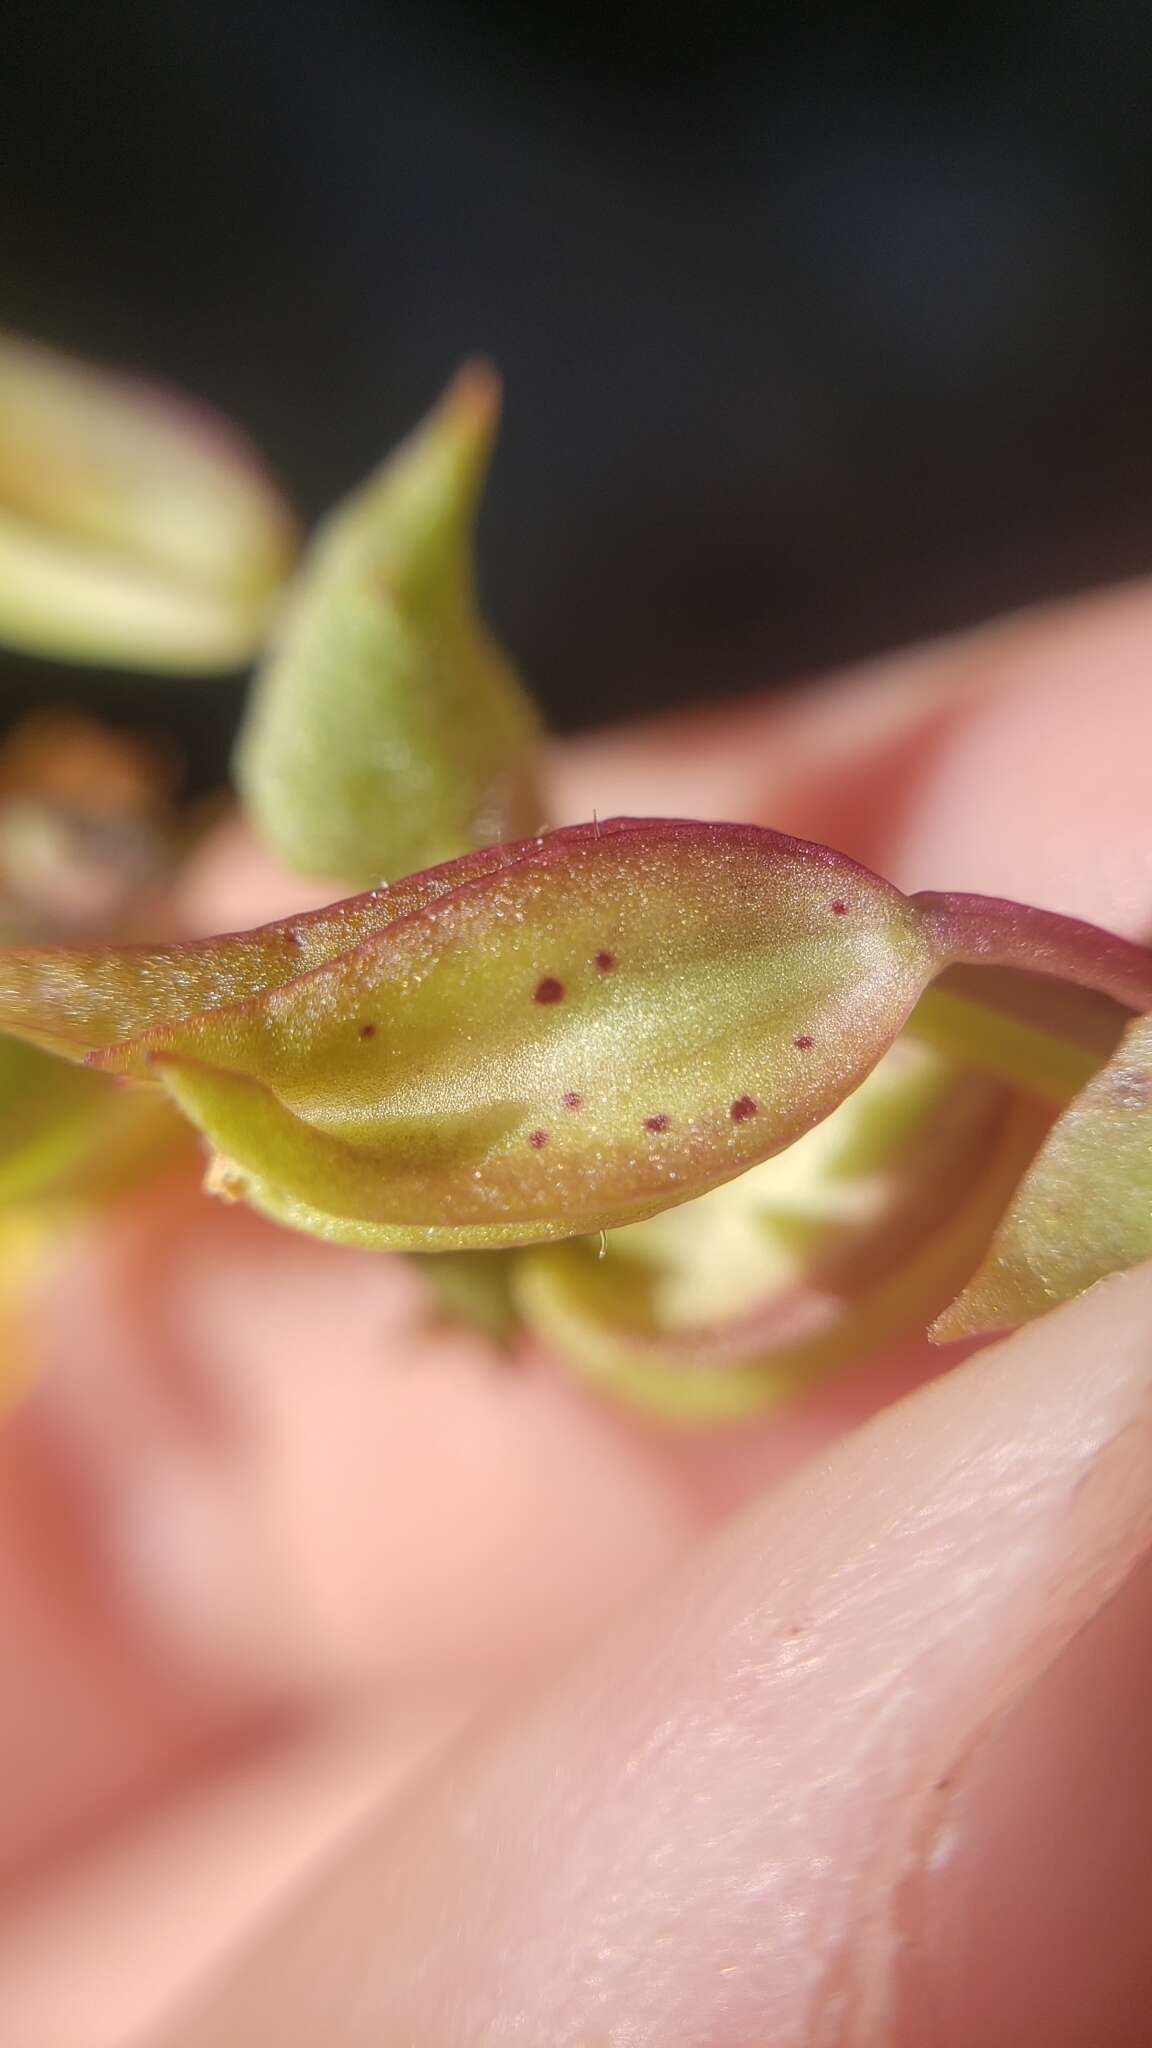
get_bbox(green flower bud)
[235,365,543,885]
[70,818,941,1250]
[8,815,1147,1345]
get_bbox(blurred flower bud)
[0,329,296,671]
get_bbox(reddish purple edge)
[105,819,880,963]
[913,891,1152,1016]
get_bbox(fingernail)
[891,1544,1152,2047]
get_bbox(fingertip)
[148,1266,1152,2046]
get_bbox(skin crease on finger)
[150,1265,1152,2048]
[4,575,1152,2041]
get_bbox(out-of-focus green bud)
[235,364,543,886]
[32,818,944,1250]
[935,1012,1152,1339]
[0,329,296,671]
[511,1043,1048,1420]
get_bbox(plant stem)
[912,892,1152,1016]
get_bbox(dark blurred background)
[3,0,1152,789]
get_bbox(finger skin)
[548,574,1152,903]
[0,1711,457,2048]
[151,1265,1152,2047]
